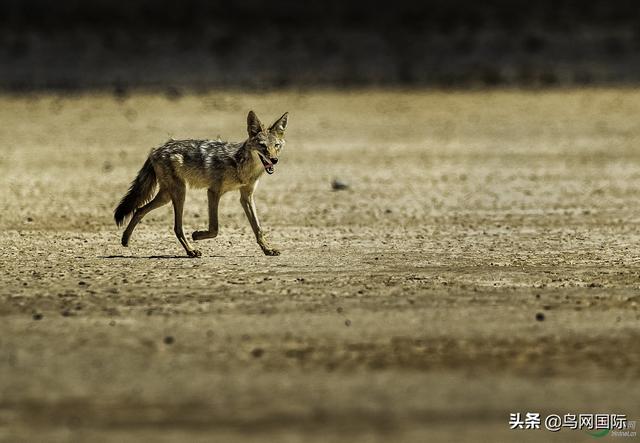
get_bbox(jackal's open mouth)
[258,153,275,174]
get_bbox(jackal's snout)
[258,151,276,174]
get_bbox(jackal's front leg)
[192,189,220,241]
[239,186,280,256]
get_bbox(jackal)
[114,111,288,257]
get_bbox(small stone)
[336,307,343,313]
[163,336,174,345]
[32,313,43,321]
[251,348,264,358]
[102,161,113,172]
[331,179,349,191]
[345,319,352,327]
[535,312,545,321]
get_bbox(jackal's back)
[150,138,251,189]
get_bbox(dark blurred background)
[1,0,639,91]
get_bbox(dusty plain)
[0,90,639,442]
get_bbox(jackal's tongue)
[260,155,275,174]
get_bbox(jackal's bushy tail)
[114,157,157,227]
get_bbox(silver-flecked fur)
[114,111,289,257]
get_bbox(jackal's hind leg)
[170,182,201,258]
[122,190,170,247]
[192,188,221,241]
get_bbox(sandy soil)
[0,90,639,442]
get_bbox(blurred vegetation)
[1,0,639,90]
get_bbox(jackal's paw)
[186,249,202,258]
[121,235,129,247]
[192,230,216,241]
[262,247,280,256]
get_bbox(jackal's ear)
[269,112,288,136]
[247,111,264,137]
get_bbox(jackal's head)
[246,110,288,175]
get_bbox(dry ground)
[0,90,639,442]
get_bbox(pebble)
[535,312,545,321]
[163,336,175,345]
[331,179,349,191]
[32,313,43,321]
[251,348,264,358]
